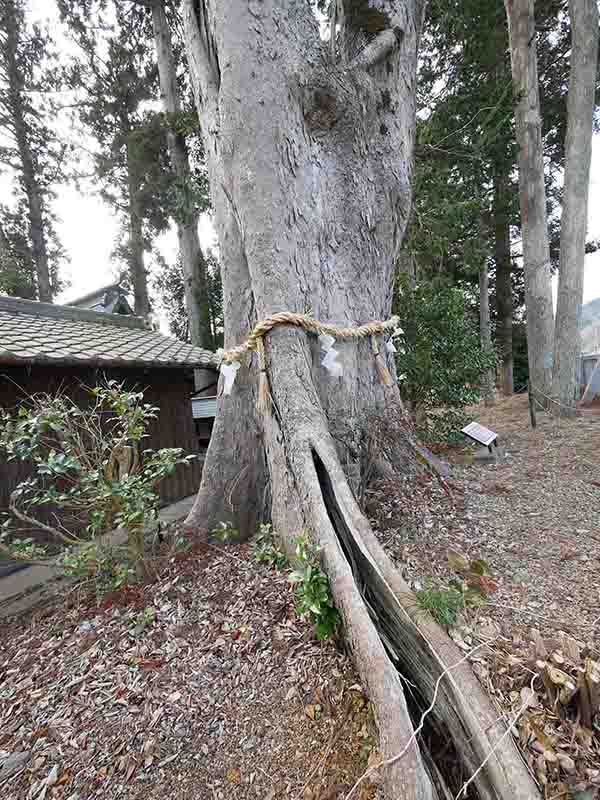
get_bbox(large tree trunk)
[504,0,555,403]
[126,139,150,318]
[493,162,514,395]
[479,263,495,406]
[182,2,540,797]
[150,0,213,347]
[4,1,52,303]
[551,0,599,416]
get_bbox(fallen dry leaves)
[0,543,379,800]
[369,395,599,799]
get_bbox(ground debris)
[0,543,377,799]
[368,395,600,799]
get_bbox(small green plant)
[415,583,465,627]
[288,534,340,641]
[0,534,47,562]
[447,550,497,605]
[132,606,155,631]
[252,523,288,569]
[62,541,130,594]
[416,551,497,628]
[211,520,238,543]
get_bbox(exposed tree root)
[307,442,540,800]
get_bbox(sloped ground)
[0,543,379,800]
[369,394,600,798]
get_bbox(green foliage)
[62,541,130,593]
[0,1,67,299]
[0,381,194,590]
[415,583,465,628]
[512,323,530,390]
[211,520,238,543]
[0,534,46,562]
[153,250,223,348]
[394,275,496,442]
[416,550,497,628]
[252,523,288,570]
[288,535,340,641]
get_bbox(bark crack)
[311,448,480,799]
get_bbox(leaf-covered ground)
[0,544,379,800]
[369,394,600,799]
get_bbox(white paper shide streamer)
[220,360,241,395]
[319,333,343,378]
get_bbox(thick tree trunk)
[504,0,555,403]
[551,0,599,416]
[126,140,150,318]
[183,2,539,797]
[479,264,495,406]
[493,163,514,395]
[151,0,213,347]
[4,2,52,303]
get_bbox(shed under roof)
[0,296,219,370]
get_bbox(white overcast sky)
[2,0,599,308]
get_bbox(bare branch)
[9,493,81,546]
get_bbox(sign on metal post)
[461,421,498,452]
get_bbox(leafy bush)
[394,275,496,442]
[0,381,194,590]
[288,535,340,641]
[252,523,288,569]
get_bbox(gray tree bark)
[479,264,495,406]
[551,0,599,416]
[182,2,540,797]
[504,0,555,403]
[3,2,52,302]
[493,162,514,395]
[126,139,150,318]
[150,0,213,347]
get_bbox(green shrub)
[394,275,496,442]
[288,535,339,641]
[0,381,194,591]
[252,523,288,569]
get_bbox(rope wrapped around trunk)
[218,311,401,413]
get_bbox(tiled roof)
[0,296,219,370]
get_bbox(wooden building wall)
[0,365,206,520]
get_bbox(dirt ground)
[368,394,600,798]
[1,395,598,799]
[371,394,599,639]
[0,544,379,800]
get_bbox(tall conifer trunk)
[504,0,555,402]
[552,0,599,415]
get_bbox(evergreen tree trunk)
[479,264,495,406]
[504,0,555,403]
[126,139,150,318]
[493,163,514,395]
[181,3,540,798]
[4,1,52,302]
[151,0,213,347]
[551,0,599,416]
